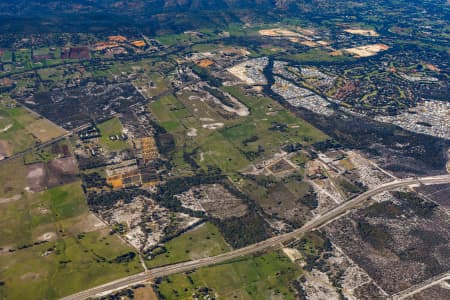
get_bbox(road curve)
[60,174,450,300]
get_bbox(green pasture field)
[0,181,87,247]
[156,251,302,299]
[146,222,231,268]
[149,86,327,174]
[0,105,39,156]
[97,117,130,152]
[0,228,142,300]
[0,169,143,299]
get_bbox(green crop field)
[156,251,302,299]
[146,222,231,268]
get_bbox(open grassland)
[0,104,65,157]
[156,29,220,47]
[221,86,327,150]
[23,139,69,165]
[0,158,142,299]
[156,251,302,299]
[149,86,327,174]
[146,222,231,268]
[0,229,142,300]
[26,118,66,142]
[97,117,130,152]
[0,158,28,198]
[37,66,66,81]
[107,59,172,98]
[283,48,354,63]
[0,181,88,247]
[0,106,38,156]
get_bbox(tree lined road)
[60,174,450,300]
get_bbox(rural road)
[0,123,91,165]
[389,271,450,300]
[60,174,450,300]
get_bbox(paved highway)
[60,174,450,300]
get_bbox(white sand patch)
[282,247,302,262]
[0,194,21,204]
[187,128,198,137]
[37,232,57,242]
[344,29,379,37]
[199,117,215,122]
[202,123,224,130]
[0,124,12,133]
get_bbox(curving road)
[60,174,450,300]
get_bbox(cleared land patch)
[176,184,248,219]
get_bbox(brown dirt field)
[259,28,299,37]
[342,44,390,57]
[300,40,319,47]
[426,64,441,72]
[26,163,46,192]
[20,272,43,281]
[197,59,214,68]
[108,35,128,42]
[46,157,79,188]
[59,213,106,234]
[134,286,158,300]
[69,47,90,59]
[268,159,295,174]
[26,119,66,143]
[197,184,247,219]
[132,40,146,47]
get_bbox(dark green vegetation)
[153,175,273,248]
[325,190,450,294]
[294,232,332,272]
[239,174,315,227]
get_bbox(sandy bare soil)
[26,163,46,192]
[341,44,390,57]
[344,29,379,37]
